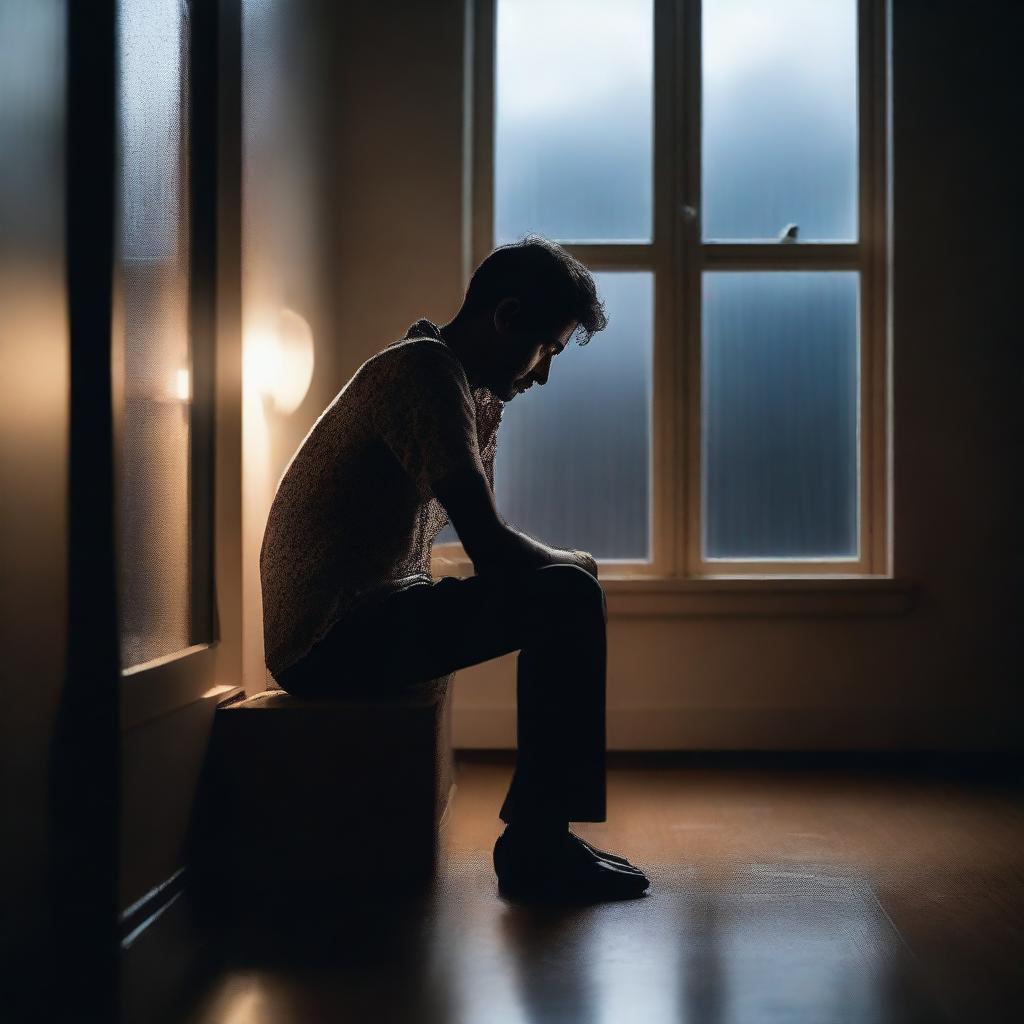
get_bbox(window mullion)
[561,244,658,269]
[679,0,702,577]
[865,0,891,577]
[648,0,679,579]
[701,243,863,271]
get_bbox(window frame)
[436,0,891,583]
[115,0,243,727]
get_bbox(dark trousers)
[276,564,607,824]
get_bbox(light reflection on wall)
[241,306,316,693]
[241,0,325,692]
[241,324,274,690]
[240,307,315,683]
[244,308,315,416]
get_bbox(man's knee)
[533,563,606,620]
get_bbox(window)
[494,271,654,561]
[442,0,888,577]
[115,0,218,698]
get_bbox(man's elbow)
[462,524,517,577]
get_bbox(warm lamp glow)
[174,366,191,402]
[244,308,315,414]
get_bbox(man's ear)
[493,297,521,335]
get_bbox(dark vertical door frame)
[54,0,120,1020]
[190,0,218,644]
[51,3,229,1015]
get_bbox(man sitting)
[260,236,649,902]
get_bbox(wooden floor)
[185,756,1024,1024]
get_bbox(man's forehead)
[557,321,577,347]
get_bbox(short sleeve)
[373,340,483,499]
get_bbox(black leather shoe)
[568,830,643,872]
[494,828,650,904]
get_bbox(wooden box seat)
[190,675,454,910]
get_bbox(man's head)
[442,236,608,401]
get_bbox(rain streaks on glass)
[702,272,859,560]
[494,272,654,560]
[495,0,654,243]
[702,0,859,241]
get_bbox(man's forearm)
[472,524,597,579]
[433,467,597,579]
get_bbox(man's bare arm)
[433,466,597,579]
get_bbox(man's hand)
[569,549,599,579]
[432,468,601,582]
[505,535,599,579]
[468,523,600,581]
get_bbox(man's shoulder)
[373,335,468,388]
[379,333,461,365]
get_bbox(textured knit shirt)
[260,319,504,678]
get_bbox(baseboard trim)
[120,868,186,948]
[120,868,209,1024]
[454,706,1021,752]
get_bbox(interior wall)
[242,0,336,693]
[0,0,70,1006]
[241,0,1021,751]
[240,0,468,694]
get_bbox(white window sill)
[433,554,914,617]
[599,575,914,617]
[121,642,243,730]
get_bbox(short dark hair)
[461,235,608,345]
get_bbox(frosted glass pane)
[495,0,653,243]
[494,272,652,559]
[702,0,858,241]
[118,0,193,668]
[702,272,858,559]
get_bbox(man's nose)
[534,356,552,386]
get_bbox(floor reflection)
[499,906,601,1024]
[185,761,1024,1024]
[682,898,726,1024]
[435,858,931,1024]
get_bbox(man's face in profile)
[492,311,576,402]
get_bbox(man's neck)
[438,317,484,389]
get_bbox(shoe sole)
[496,872,650,905]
